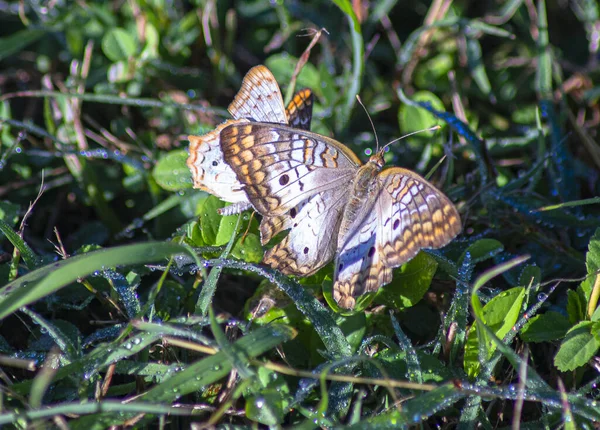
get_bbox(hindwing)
[285,88,313,131]
[261,188,349,276]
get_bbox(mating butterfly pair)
[187,66,461,309]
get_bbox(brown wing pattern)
[187,66,314,215]
[227,65,287,123]
[333,168,461,309]
[260,188,349,276]
[187,119,252,208]
[376,169,461,268]
[220,123,360,216]
[285,88,313,131]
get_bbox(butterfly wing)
[188,67,312,214]
[187,119,253,212]
[260,188,349,276]
[376,169,461,266]
[333,168,461,309]
[220,123,361,216]
[228,65,287,123]
[285,88,313,131]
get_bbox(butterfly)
[220,123,462,309]
[187,65,313,215]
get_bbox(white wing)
[187,119,252,211]
[228,65,287,123]
[261,188,349,276]
[333,168,461,309]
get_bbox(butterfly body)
[220,121,462,309]
[338,157,382,247]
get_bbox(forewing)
[220,123,361,216]
[377,168,462,268]
[333,169,461,309]
[285,88,313,131]
[228,65,287,123]
[188,65,291,214]
[262,189,348,276]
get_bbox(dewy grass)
[0,0,599,427]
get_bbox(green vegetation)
[1,0,600,427]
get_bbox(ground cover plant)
[0,0,600,427]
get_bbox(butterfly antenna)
[356,95,380,152]
[381,125,441,153]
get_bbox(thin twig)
[19,172,45,235]
[286,28,328,103]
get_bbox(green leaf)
[0,29,46,62]
[101,28,137,62]
[518,264,541,287]
[586,227,600,275]
[374,252,439,309]
[398,90,445,135]
[470,256,529,318]
[0,242,199,321]
[592,321,600,341]
[578,228,600,319]
[484,288,526,336]
[198,195,225,245]
[459,239,504,267]
[245,368,290,426]
[190,220,205,246]
[567,289,586,324]
[152,149,193,191]
[0,201,19,226]
[0,218,40,269]
[154,280,187,321]
[336,312,367,353]
[521,311,571,342]
[465,287,525,377]
[140,22,159,60]
[466,36,493,100]
[192,198,247,248]
[265,54,322,97]
[231,233,263,263]
[554,321,600,372]
[246,389,286,425]
[414,53,454,88]
[23,311,81,361]
[214,213,243,246]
